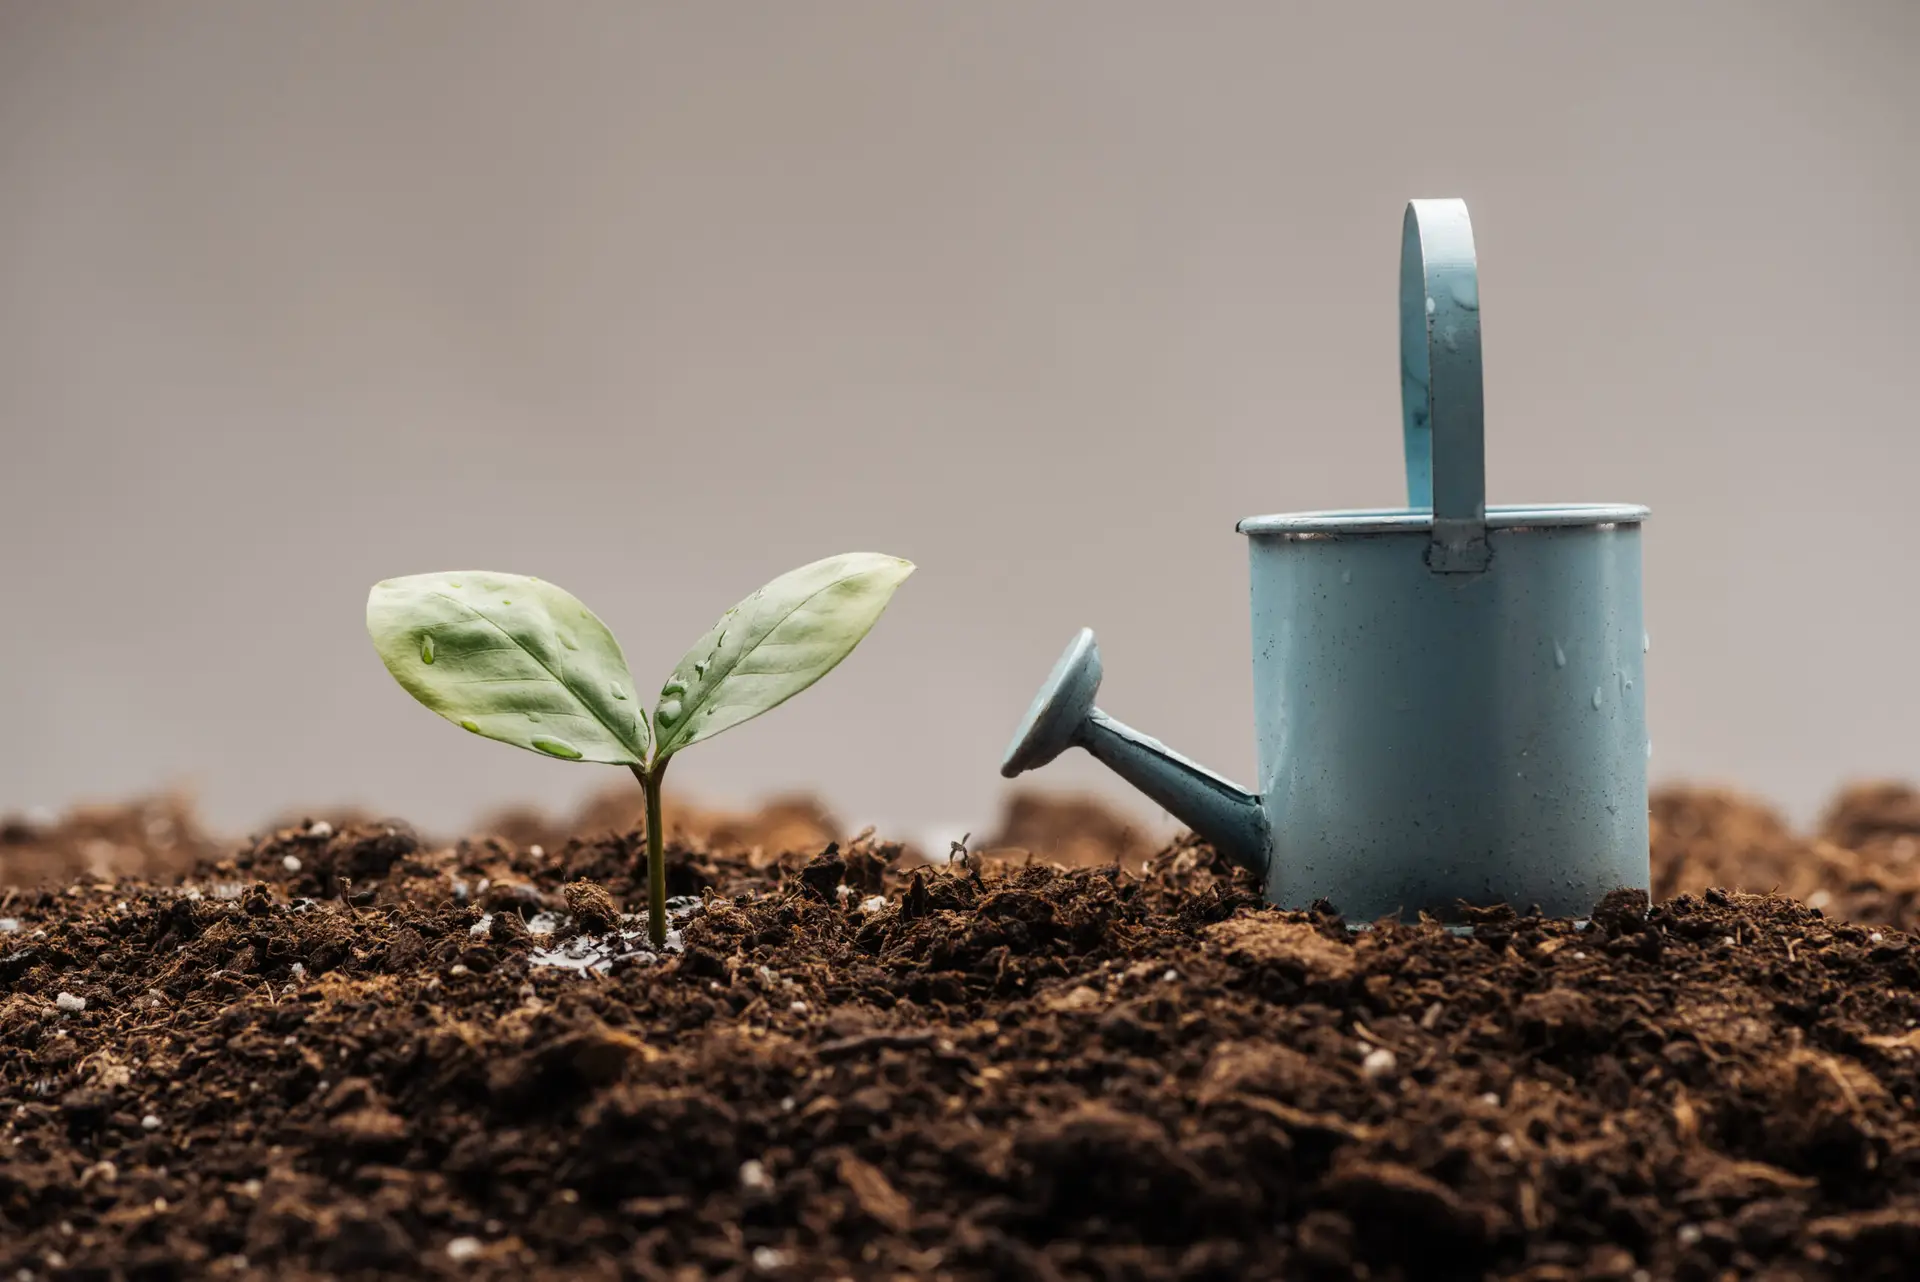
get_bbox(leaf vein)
[661,571,865,753]
[426,591,642,760]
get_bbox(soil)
[5,782,1920,1281]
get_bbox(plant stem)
[630,760,670,950]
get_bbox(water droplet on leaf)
[662,679,687,697]
[657,698,683,725]
[693,660,709,677]
[610,684,628,700]
[460,720,480,733]
[420,635,435,664]
[531,737,583,760]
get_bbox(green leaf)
[651,552,913,760]
[366,571,650,765]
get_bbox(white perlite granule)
[739,1159,774,1193]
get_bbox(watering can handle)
[1400,199,1490,573]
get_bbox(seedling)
[366,553,913,948]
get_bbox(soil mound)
[4,786,1920,1279]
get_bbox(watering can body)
[1002,200,1651,922]
[1241,506,1646,919]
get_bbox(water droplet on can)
[1341,569,1352,585]
[1643,631,1651,654]
[531,736,583,760]
[1450,276,1479,310]
[420,635,435,664]
[1591,687,1603,710]
[1553,641,1566,669]
[1425,295,1436,315]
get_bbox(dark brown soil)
[5,783,1920,1281]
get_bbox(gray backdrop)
[3,1,1916,843]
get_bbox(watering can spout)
[1001,630,1271,878]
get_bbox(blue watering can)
[1002,199,1650,922]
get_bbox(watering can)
[1002,199,1650,922]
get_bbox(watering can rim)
[1237,501,1648,537]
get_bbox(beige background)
[2,2,1916,842]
